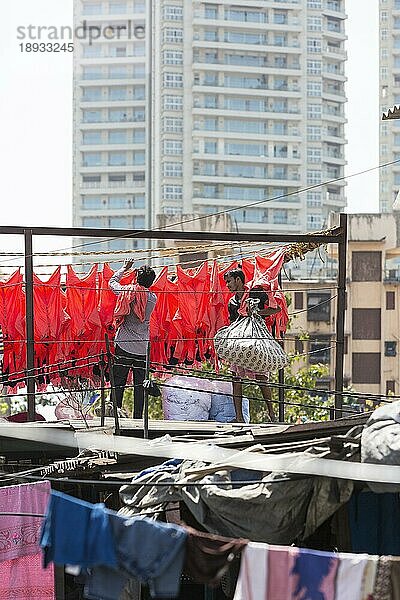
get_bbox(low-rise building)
[285,212,400,397]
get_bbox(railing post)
[99,352,106,427]
[143,342,151,439]
[24,229,35,422]
[277,272,285,422]
[105,334,120,435]
[334,213,348,418]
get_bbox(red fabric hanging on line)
[0,251,289,389]
[0,269,26,385]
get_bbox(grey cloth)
[109,267,157,356]
[362,400,400,493]
[119,456,353,545]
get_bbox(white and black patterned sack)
[214,299,288,373]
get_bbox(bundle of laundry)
[162,376,250,422]
[214,298,288,373]
[40,490,247,600]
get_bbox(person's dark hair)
[223,269,245,284]
[137,265,156,288]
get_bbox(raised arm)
[109,260,134,295]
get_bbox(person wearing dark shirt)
[224,269,281,423]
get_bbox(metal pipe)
[334,213,348,418]
[0,225,343,244]
[24,229,35,422]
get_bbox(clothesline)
[0,253,290,390]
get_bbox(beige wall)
[286,213,400,397]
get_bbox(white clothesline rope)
[0,424,397,485]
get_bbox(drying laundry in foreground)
[36,489,400,600]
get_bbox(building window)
[307,38,321,53]
[307,191,322,207]
[307,81,322,97]
[108,130,128,144]
[163,185,183,200]
[352,308,381,340]
[294,292,303,310]
[83,152,102,167]
[164,28,183,43]
[163,50,183,65]
[164,140,183,155]
[307,104,322,119]
[307,292,331,322]
[352,251,382,282]
[83,3,102,15]
[352,353,381,384]
[164,95,183,110]
[307,126,321,141]
[307,148,321,163]
[108,152,127,166]
[307,214,322,230]
[82,175,101,183]
[308,16,322,31]
[307,60,322,75]
[164,117,183,133]
[307,170,322,184]
[385,341,397,357]
[386,291,396,310]
[164,5,183,20]
[387,380,396,395]
[163,162,183,177]
[82,196,103,209]
[83,216,103,227]
[83,131,102,144]
[307,0,322,7]
[295,338,304,354]
[309,336,331,364]
[164,72,183,88]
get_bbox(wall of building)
[286,213,400,397]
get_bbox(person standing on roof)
[109,259,157,418]
[223,268,281,423]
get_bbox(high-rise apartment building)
[73,0,347,249]
[380,0,400,214]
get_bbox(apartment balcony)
[323,45,347,59]
[192,38,301,52]
[80,180,145,190]
[384,269,400,283]
[81,118,145,127]
[79,11,145,20]
[80,55,145,64]
[192,59,301,73]
[326,192,346,206]
[323,1,346,17]
[81,163,145,171]
[193,15,300,30]
[322,154,346,166]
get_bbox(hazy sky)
[0,0,379,240]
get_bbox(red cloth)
[173,262,210,362]
[0,269,26,383]
[149,267,178,366]
[0,253,288,389]
[113,284,149,327]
